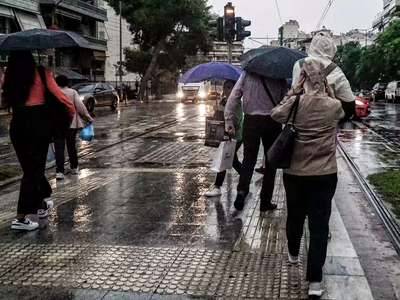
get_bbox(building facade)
[373,0,400,31]
[205,41,243,67]
[102,2,137,83]
[0,0,47,75]
[40,0,108,82]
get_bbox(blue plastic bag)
[46,144,55,162]
[79,124,94,142]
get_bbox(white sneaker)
[309,282,324,297]
[37,201,54,219]
[288,253,299,264]
[11,218,39,231]
[205,185,222,197]
[71,167,79,175]
[56,172,64,180]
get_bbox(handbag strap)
[259,75,277,107]
[285,94,300,124]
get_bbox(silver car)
[72,82,120,112]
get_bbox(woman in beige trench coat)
[271,59,344,297]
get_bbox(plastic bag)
[46,143,55,162]
[78,124,94,142]
[210,140,237,173]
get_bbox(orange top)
[2,68,75,118]
[27,68,75,118]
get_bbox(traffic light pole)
[227,41,233,64]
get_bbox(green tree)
[333,42,363,88]
[106,0,212,101]
[356,19,400,87]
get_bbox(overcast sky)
[207,0,384,49]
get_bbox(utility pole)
[227,41,232,64]
[119,1,123,102]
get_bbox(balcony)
[0,0,40,14]
[373,0,400,30]
[80,35,107,51]
[40,0,107,22]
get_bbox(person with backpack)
[292,32,355,121]
[2,50,74,231]
[271,59,345,297]
[224,71,287,211]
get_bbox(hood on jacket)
[308,32,337,61]
[302,59,327,97]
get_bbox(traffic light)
[209,17,224,42]
[278,26,283,46]
[236,17,251,41]
[224,2,236,42]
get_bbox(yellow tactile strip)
[0,243,308,299]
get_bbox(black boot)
[260,202,277,212]
[234,193,246,211]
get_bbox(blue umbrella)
[179,62,243,83]
[241,45,307,79]
[0,28,89,50]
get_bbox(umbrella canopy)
[0,28,89,50]
[241,46,307,79]
[178,62,243,83]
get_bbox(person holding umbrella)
[2,50,74,230]
[205,80,243,197]
[225,46,307,212]
[225,71,286,211]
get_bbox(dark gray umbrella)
[0,28,89,50]
[241,45,307,79]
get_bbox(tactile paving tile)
[135,142,215,164]
[0,244,308,298]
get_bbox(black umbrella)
[0,28,89,51]
[241,45,307,79]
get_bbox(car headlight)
[355,99,364,105]
[79,96,85,101]
[198,92,206,98]
[177,92,184,98]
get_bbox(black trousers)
[54,129,79,173]
[10,105,52,215]
[214,141,242,187]
[237,115,281,205]
[283,173,338,282]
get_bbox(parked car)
[72,82,119,112]
[385,81,400,102]
[354,96,371,118]
[370,82,387,101]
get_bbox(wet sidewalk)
[0,103,375,299]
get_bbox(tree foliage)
[106,0,213,100]
[333,42,363,88]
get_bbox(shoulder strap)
[325,62,337,77]
[285,94,301,124]
[300,58,337,77]
[37,66,49,91]
[259,75,277,107]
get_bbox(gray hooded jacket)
[292,32,355,121]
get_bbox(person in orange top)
[2,50,74,231]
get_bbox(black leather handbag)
[267,94,300,169]
[37,66,72,139]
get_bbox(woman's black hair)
[2,50,36,111]
[55,75,69,87]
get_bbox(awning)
[55,8,82,21]
[93,50,107,61]
[54,67,88,80]
[14,10,46,31]
[0,5,13,19]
